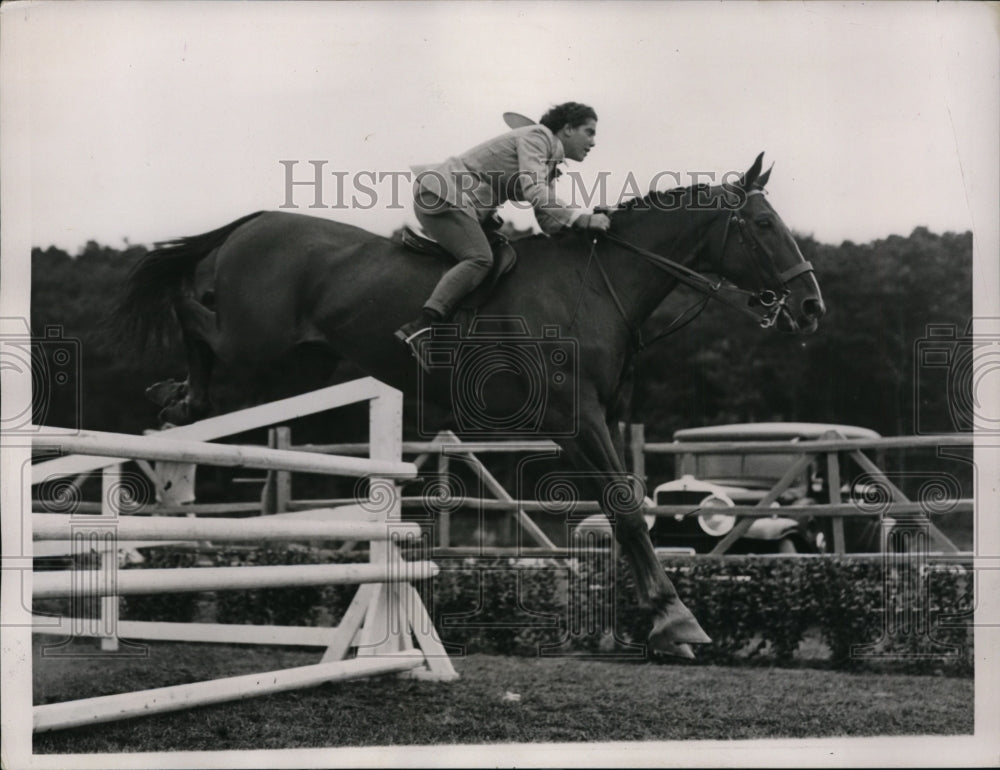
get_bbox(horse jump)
[30,380,457,734]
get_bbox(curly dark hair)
[539,102,597,133]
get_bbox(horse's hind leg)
[154,297,219,425]
[560,413,711,657]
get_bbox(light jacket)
[411,124,581,234]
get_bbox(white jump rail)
[31,511,422,542]
[34,428,415,479]
[33,653,426,734]
[29,378,458,734]
[33,560,440,598]
[31,377,402,483]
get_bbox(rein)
[589,189,815,353]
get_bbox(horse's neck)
[607,206,721,326]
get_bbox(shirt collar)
[538,124,566,165]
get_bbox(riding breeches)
[414,194,493,319]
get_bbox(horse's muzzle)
[799,295,826,332]
[778,295,824,334]
[768,292,823,334]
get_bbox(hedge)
[103,546,974,675]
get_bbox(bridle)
[718,189,816,328]
[583,188,815,352]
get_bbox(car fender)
[653,476,738,501]
[744,517,804,541]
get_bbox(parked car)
[649,422,883,554]
[574,422,885,554]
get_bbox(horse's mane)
[515,183,730,245]
[616,183,725,213]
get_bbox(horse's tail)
[107,211,266,354]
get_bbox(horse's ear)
[740,152,765,189]
[756,162,773,189]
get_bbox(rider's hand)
[588,213,612,232]
[574,212,612,232]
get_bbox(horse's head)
[710,153,825,334]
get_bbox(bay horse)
[111,153,824,657]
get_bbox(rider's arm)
[515,130,581,234]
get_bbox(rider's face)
[559,119,597,162]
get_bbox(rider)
[395,101,612,362]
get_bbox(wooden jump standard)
[30,379,458,734]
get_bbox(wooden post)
[271,427,292,513]
[364,391,403,655]
[709,453,816,555]
[438,431,558,550]
[262,427,292,515]
[99,465,121,651]
[366,390,457,680]
[437,453,451,549]
[826,449,846,555]
[849,449,959,553]
[630,423,645,482]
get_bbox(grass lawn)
[31,638,973,754]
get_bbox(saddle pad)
[395,225,518,311]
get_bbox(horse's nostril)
[802,297,826,320]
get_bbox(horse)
[111,152,825,658]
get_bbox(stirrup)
[394,325,434,345]
[394,325,435,373]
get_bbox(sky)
[4,1,997,253]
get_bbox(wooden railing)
[33,416,974,556]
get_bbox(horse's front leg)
[559,415,711,658]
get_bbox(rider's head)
[540,102,598,162]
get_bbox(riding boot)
[394,308,443,372]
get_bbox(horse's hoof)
[649,603,712,649]
[158,402,192,426]
[654,641,696,660]
[146,380,186,407]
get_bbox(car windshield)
[694,453,804,483]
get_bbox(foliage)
[607,555,973,675]
[116,546,973,676]
[119,547,201,623]
[213,546,358,627]
[429,558,570,655]
[633,228,972,440]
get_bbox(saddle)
[397,223,518,312]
